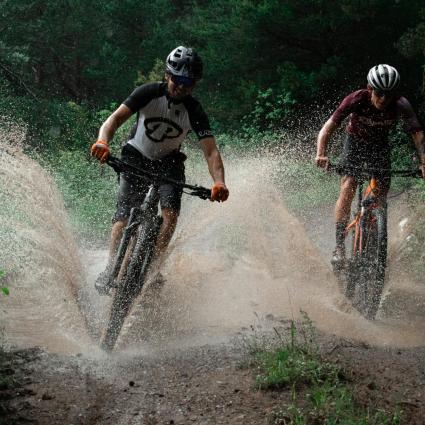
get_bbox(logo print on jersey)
[144,118,183,143]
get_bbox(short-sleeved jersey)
[123,82,213,160]
[331,89,422,141]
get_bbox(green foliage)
[242,88,296,133]
[135,59,165,86]
[255,324,336,390]
[2,0,425,133]
[253,314,402,425]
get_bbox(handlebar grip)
[106,156,124,173]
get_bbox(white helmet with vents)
[165,46,203,80]
[367,64,400,91]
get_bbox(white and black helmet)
[367,64,400,91]
[165,46,203,80]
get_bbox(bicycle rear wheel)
[101,216,162,351]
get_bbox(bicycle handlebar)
[326,163,423,178]
[106,156,212,200]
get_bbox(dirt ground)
[1,327,425,425]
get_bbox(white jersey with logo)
[123,82,213,160]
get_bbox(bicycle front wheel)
[357,207,387,319]
[365,208,387,319]
[101,216,162,351]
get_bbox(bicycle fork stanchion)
[107,207,141,291]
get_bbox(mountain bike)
[100,155,211,351]
[329,164,421,320]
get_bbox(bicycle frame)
[108,184,160,289]
[346,177,381,255]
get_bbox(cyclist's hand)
[211,182,229,202]
[315,155,329,169]
[91,140,110,163]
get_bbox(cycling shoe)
[149,271,166,288]
[94,268,114,296]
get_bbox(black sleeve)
[183,97,214,140]
[123,82,165,113]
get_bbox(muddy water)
[1,139,424,353]
[105,156,425,350]
[0,136,91,353]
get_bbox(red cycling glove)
[211,182,229,202]
[91,140,110,163]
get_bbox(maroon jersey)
[331,89,422,140]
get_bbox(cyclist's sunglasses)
[170,74,195,87]
[373,89,395,98]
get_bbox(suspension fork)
[110,185,160,282]
[110,207,142,282]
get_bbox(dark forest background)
[2,0,425,153]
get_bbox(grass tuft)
[252,313,403,424]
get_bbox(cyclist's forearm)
[98,104,133,143]
[206,149,225,184]
[98,119,119,143]
[317,119,338,156]
[201,137,226,184]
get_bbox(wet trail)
[1,144,425,354]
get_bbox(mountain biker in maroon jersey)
[315,64,425,268]
[91,46,229,294]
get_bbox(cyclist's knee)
[340,176,357,199]
[161,208,179,228]
[112,219,128,230]
[111,219,128,240]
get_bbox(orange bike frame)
[345,177,380,254]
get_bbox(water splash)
[0,119,90,352]
[114,151,425,350]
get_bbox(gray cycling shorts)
[113,144,186,223]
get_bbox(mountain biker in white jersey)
[91,46,229,293]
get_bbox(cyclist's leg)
[108,219,128,264]
[335,175,358,223]
[110,175,149,260]
[154,207,179,258]
[333,135,362,262]
[332,176,357,265]
[149,153,185,276]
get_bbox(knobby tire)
[363,208,387,319]
[351,208,387,319]
[101,217,161,351]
